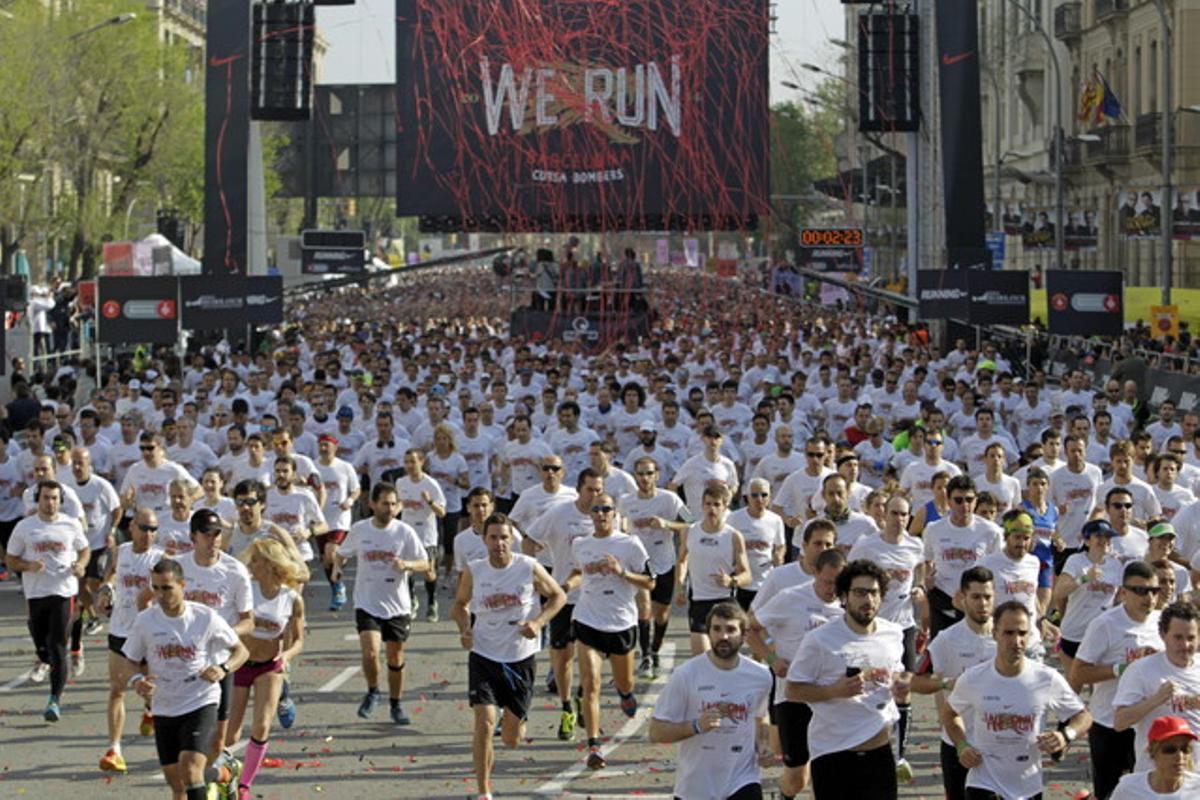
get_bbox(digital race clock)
[799,228,864,248]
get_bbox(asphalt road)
[0,573,1094,800]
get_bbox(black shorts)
[355,609,412,644]
[1059,637,1081,659]
[84,547,107,581]
[688,597,730,634]
[776,700,813,768]
[675,783,762,800]
[735,588,756,611]
[107,634,127,656]
[901,626,919,673]
[649,569,675,606]
[216,669,234,722]
[468,651,535,720]
[0,517,18,554]
[154,703,218,766]
[573,620,638,657]
[549,603,576,649]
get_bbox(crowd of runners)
[3,265,1200,799]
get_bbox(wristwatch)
[1063,727,1077,744]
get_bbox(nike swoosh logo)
[942,51,973,66]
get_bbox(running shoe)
[30,661,49,683]
[99,749,127,774]
[225,757,242,795]
[84,615,104,636]
[556,710,576,741]
[357,689,380,719]
[277,694,296,729]
[44,696,61,722]
[895,757,914,783]
[237,786,252,800]
[389,701,411,726]
[0,568,10,581]
[70,651,85,678]
[636,656,653,680]
[618,691,638,718]
[425,599,438,623]
[329,581,347,611]
[651,653,661,679]
[585,746,606,770]
[139,710,155,736]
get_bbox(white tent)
[137,233,201,275]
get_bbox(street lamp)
[68,12,136,41]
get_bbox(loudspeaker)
[857,13,920,133]
[157,208,187,251]
[251,2,315,121]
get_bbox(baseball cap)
[336,406,354,419]
[1148,716,1199,743]
[700,424,723,439]
[1149,522,1177,539]
[977,359,997,372]
[189,509,223,535]
[1081,519,1116,539]
[128,379,142,391]
[638,420,656,432]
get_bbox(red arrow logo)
[942,51,973,66]
[156,300,176,319]
[1103,294,1121,313]
[1051,293,1068,311]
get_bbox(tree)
[768,78,843,260]
[0,1,206,278]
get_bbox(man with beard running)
[650,602,772,800]
[452,513,565,800]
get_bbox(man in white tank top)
[450,513,565,800]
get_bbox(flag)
[1097,70,1123,122]
[1077,73,1101,123]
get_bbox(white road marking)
[318,665,360,692]
[534,643,676,797]
[0,668,32,692]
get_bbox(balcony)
[1054,2,1082,41]
[1094,0,1129,22]
[1052,138,1085,170]
[1136,112,1162,150]
[1083,123,1130,163]
[161,0,206,28]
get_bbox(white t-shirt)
[109,542,165,638]
[180,551,253,626]
[1113,652,1200,771]
[500,438,555,496]
[925,619,997,745]
[264,486,324,560]
[452,525,523,574]
[468,553,540,663]
[750,451,806,497]
[775,466,833,521]
[754,582,840,671]
[1076,605,1162,728]
[569,533,650,633]
[395,474,447,547]
[899,459,962,509]
[120,460,198,514]
[65,475,121,550]
[122,602,239,718]
[1058,553,1125,642]
[337,518,426,619]
[922,516,1003,597]
[974,473,1022,512]
[671,454,740,519]
[750,562,812,613]
[525,501,594,603]
[7,514,88,599]
[727,508,785,591]
[249,584,298,641]
[316,457,360,531]
[948,660,1086,799]
[1099,476,1163,525]
[652,654,772,800]
[786,615,905,760]
[848,532,924,629]
[979,550,1041,617]
[684,523,741,602]
[1110,770,1200,799]
[617,490,690,576]
[1049,464,1103,548]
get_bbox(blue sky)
[316,0,848,103]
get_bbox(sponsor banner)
[1046,270,1122,337]
[204,0,251,274]
[1117,187,1200,240]
[180,276,247,330]
[968,269,1029,325]
[301,246,365,274]
[935,0,987,254]
[246,276,284,324]
[97,277,179,344]
[509,309,651,345]
[917,269,968,320]
[395,0,769,231]
[1018,208,1100,251]
[102,242,136,276]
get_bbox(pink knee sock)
[241,738,268,788]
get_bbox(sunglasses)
[1123,585,1161,596]
[749,492,769,498]
[139,445,156,452]
[541,465,562,472]
[150,584,175,592]
[137,524,159,532]
[1159,743,1193,755]
[235,498,259,507]
[590,505,615,514]
[1108,502,1134,510]
[635,471,657,477]
[927,439,943,446]
[805,452,823,458]
[950,496,976,504]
